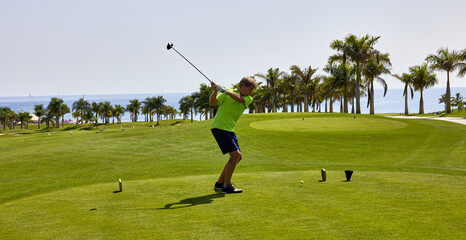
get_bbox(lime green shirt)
[211,88,253,132]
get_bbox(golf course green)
[250,116,408,132]
[0,113,465,239]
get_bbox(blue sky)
[1,0,465,97]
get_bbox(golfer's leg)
[223,150,242,185]
[217,165,227,183]
[218,150,242,182]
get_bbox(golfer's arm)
[226,91,245,104]
[209,90,218,106]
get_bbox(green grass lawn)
[1,113,465,239]
[382,108,466,117]
[413,108,466,117]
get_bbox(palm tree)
[60,104,70,127]
[425,47,464,113]
[18,112,31,129]
[255,68,285,112]
[410,63,438,114]
[154,96,167,125]
[290,65,318,112]
[438,93,455,110]
[9,112,18,129]
[162,105,177,119]
[362,51,391,114]
[72,98,90,124]
[91,102,101,124]
[113,105,125,124]
[190,92,200,123]
[280,74,297,112]
[248,83,267,113]
[324,62,354,113]
[392,73,414,115]
[0,107,13,130]
[142,97,156,122]
[126,99,141,122]
[321,76,336,113]
[459,49,466,77]
[43,109,54,128]
[331,34,381,114]
[34,104,45,129]
[451,93,464,112]
[309,76,324,112]
[254,83,272,113]
[82,109,94,124]
[178,96,193,120]
[47,97,64,128]
[276,75,289,112]
[195,84,212,120]
[100,101,112,124]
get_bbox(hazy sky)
[1,0,465,97]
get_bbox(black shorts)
[211,128,240,155]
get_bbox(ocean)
[1,87,465,123]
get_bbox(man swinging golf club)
[166,42,257,193]
[210,77,257,194]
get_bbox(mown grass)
[0,113,465,239]
[382,108,466,117]
[413,108,466,117]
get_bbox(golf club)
[166,42,212,83]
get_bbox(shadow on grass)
[63,125,95,131]
[159,193,225,210]
[170,120,184,126]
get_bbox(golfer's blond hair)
[239,77,258,89]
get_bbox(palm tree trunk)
[304,91,309,112]
[404,90,409,115]
[356,68,361,114]
[340,97,343,113]
[446,71,451,114]
[344,86,349,113]
[419,88,424,114]
[370,81,375,115]
[190,107,193,123]
[329,96,333,113]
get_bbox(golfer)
[210,77,257,194]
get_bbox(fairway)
[1,113,465,239]
[250,116,408,132]
[1,171,464,239]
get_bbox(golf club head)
[166,42,173,50]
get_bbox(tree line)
[182,34,466,117]
[1,33,465,130]
[0,96,178,130]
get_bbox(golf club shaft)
[171,47,212,83]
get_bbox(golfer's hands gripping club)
[216,85,227,93]
[211,81,227,93]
